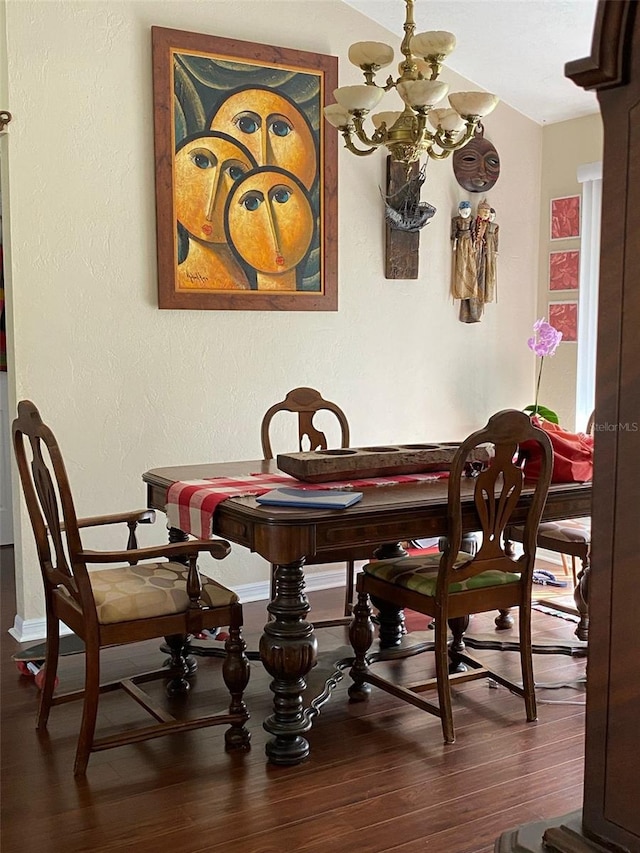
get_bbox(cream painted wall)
[2,0,542,629]
[538,113,603,430]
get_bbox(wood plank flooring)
[0,546,586,853]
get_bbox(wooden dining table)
[143,458,591,767]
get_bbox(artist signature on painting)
[186,271,210,285]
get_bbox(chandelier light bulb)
[348,41,395,70]
[428,108,466,134]
[410,30,456,59]
[333,84,385,113]
[323,103,353,128]
[397,79,448,109]
[371,111,403,130]
[448,91,499,119]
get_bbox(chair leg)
[344,560,355,617]
[74,639,100,777]
[560,553,571,578]
[222,606,251,751]
[348,590,374,702]
[518,603,537,722]
[434,616,455,744]
[36,610,60,731]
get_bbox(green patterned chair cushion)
[82,562,238,624]
[364,552,521,597]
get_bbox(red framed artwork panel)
[550,195,581,240]
[152,27,338,310]
[549,249,580,291]
[549,301,578,342]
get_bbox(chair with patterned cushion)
[13,400,250,775]
[261,386,356,625]
[504,411,593,639]
[348,409,553,744]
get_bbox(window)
[576,161,601,431]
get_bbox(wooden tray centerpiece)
[277,443,491,483]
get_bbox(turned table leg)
[371,542,408,647]
[574,550,590,642]
[259,558,317,766]
[497,534,516,629]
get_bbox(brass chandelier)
[323,0,499,169]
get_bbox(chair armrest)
[78,538,231,564]
[74,509,156,530]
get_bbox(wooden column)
[496,3,640,850]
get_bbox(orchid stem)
[534,356,544,415]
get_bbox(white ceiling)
[342,0,600,125]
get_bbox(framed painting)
[549,249,580,291]
[550,195,581,240]
[549,301,578,342]
[152,27,338,310]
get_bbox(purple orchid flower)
[527,318,563,421]
[527,318,563,358]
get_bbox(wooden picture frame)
[549,300,578,342]
[549,249,580,291]
[152,27,338,311]
[550,195,581,240]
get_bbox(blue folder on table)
[256,488,363,509]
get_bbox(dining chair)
[13,400,250,775]
[504,411,593,638]
[347,409,553,744]
[260,386,355,625]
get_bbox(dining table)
[143,458,592,767]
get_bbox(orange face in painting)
[175,133,257,244]
[209,88,317,190]
[225,167,314,276]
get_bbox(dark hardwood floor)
[1,546,586,853]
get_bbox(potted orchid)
[524,317,563,424]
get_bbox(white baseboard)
[8,567,349,643]
[9,615,74,644]
[233,566,348,602]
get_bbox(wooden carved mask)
[453,126,500,193]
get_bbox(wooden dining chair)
[260,386,355,625]
[13,400,250,775]
[348,409,553,744]
[504,411,593,639]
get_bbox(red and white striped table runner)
[166,471,447,540]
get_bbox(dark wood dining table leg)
[371,543,409,648]
[259,558,318,765]
[573,551,590,642]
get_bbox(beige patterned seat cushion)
[364,552,520,597]
[83,562,238,624]
[510,517,590,547]
[537,518,591,544]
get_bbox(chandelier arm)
[426,147,453,161]
[341,130,378,157]
[432,122,478,152]
[352,115,385,148]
